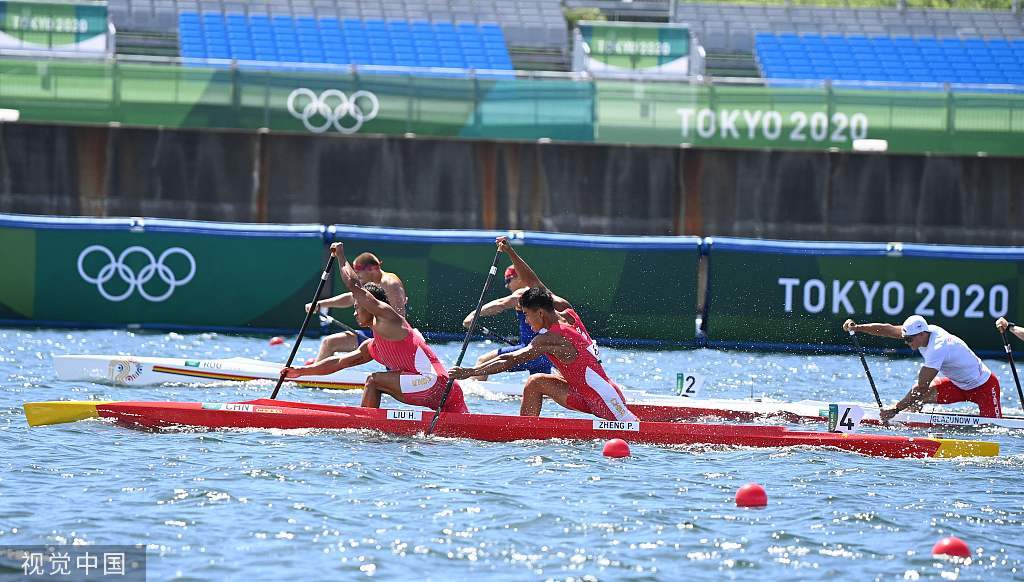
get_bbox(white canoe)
[52,354,528,396]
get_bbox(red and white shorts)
[564,369,636,422]
[397,373,469,413]
[932,373,1002,418]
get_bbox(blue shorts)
[354,328,373,345]
[498,344,552,374]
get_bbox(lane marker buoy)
[735,483,768,507]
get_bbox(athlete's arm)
[843,319,904,339]
[996,317,1024,342]
[464,293,520,327]
[306,292,353,313]
[381,275,408,319]
[497,237,574,309]
[880,366,939,421]
[282,341,373,378]
[498,236,544,289]
[450,334,575,379]
[335,244,403,324]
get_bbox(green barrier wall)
[328,227,702,345]
[0,60,593,141]
[0,215,326,330]
[704,238,1023,355]
[1,58,1022,156]
[3,213,1023,353]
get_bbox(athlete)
[844,315,1002,421]
[450,286,635,421]
[305,251,408,362]
[283,242,468,413]
[490,235,599,358]
[461,264,552,380]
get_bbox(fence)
[3,213,1023,356]
[1,56,1023,155]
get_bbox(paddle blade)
[23,401,110,426]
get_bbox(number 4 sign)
[828,404,865,433]
[675,373,706,398]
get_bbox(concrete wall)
[1,121,1022,244]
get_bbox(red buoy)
[735,483,768,507]
[269,336,284,346]
[602,438,631,458]
[304,357,316,365]
[932,536,971,558]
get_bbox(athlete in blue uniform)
[462,265,552,380]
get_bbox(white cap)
[902,315,928,337]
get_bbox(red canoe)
[23,398,999,458]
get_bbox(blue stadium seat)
[754,32,1017,89]
[178,15,514,74]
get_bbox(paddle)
[477,324,516,347]
[999,326,1024,409]
[322,301,514,346]
[848,330,885,410]
[427,249,503,435]
[319,312,360,335]
[270,255,335,400]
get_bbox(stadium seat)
[177,12,514,76]
[754,31,1018,88]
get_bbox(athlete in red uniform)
[282,242,468,413]
[450,287,635,421]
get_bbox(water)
[2,328,1023,580]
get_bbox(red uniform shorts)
[399,375,469,413]
[932,373,1002,418]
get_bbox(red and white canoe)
[22,398,998,459]
[50,355,1024,431]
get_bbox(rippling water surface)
[2,328,1023,580]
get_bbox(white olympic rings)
[286,88,381,134]
[77,245,196,302]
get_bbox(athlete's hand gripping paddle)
[998,326,1024,409]
[270,255,335,399]
[428,250,503,434]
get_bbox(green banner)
[0,1,107,52]
[595,82,1024,156]
[576,21,690,74]
[2,58,1022,156]
[705,238,1023,355]
[328,228,702,345]
[0,216,325,330]
[0,60,594,141]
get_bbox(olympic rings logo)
[286,88,380,134]
[77,245,196,302]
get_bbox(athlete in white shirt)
[844,315,1002,421]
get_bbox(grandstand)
[12,0,1017,89]
[756,33,1024,86]
[107,0,568,68]
[177,14,514,72]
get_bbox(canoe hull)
[78,398,998,459]
[52,355,1024,431]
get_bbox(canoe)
[628,397,1024,430]
[53,354,369,390]
[51,354,532,395]
[52,355,1024,431]
[22,398,999,459]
